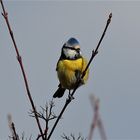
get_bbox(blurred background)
[0,1,140,140]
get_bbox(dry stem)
[0,1,44,139]
[88,95,107,140]
[8,114,19,140]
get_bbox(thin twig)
[29,100,57,139]
[98,118,107,140]
[11,123,20,140]
[44,104,48,140]
[62,133,86,140]
[0,1,44,139]
[61,133,70,140]
[7,114,19,140]
[80,13,112,79]
[45,100,55,139]
[47,13,112,140]
[89,95,107,140]
[88,95,99,140]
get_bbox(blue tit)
[53,37,89,98]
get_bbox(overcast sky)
[0,1,140,140]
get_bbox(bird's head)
[61,37,82,60]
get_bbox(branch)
[0,1,44,139]
[62,133,86,140]
[47,13,112,140]
[88,95,107,140]
[29,101,57,122]
[7,114,19,140]
[88,95,99,140]
[29,100,57,139]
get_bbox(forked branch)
[29,100,57,139]
[88,95,107,140]
[62,133,86,140]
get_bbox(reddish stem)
[0,1,44,139]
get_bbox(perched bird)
[53,37,89,98]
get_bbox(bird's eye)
[76,48,80,53]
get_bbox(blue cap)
[66,37,79,47]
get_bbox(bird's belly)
[56,58,89,90]
[57,69,77,89]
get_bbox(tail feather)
[53,87,66,98]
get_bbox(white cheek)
[63,48,76,58]
[68,50,77,58]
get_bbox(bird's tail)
[53,86,66,98]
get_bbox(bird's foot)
[68,93,75,101]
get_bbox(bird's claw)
[68,93,75,101]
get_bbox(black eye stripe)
[63,46,80,51]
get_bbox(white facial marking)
[63,48,77,59]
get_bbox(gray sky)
[0,1,140,140]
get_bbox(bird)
[53,37,89,98]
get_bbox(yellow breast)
[57,57,89,89]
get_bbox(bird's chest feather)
[57,58,83,89]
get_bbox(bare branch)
[70,134,75,140]
[88,95,99,140]
[48,13,112,140]
[88,95,107,140]
[0,1,44,139]
[7,114,19,140]
[61,133,70,140]
[62,133,86,140]
[20,132,32,140]
[28,100,57,139]
[29,100,57,121]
